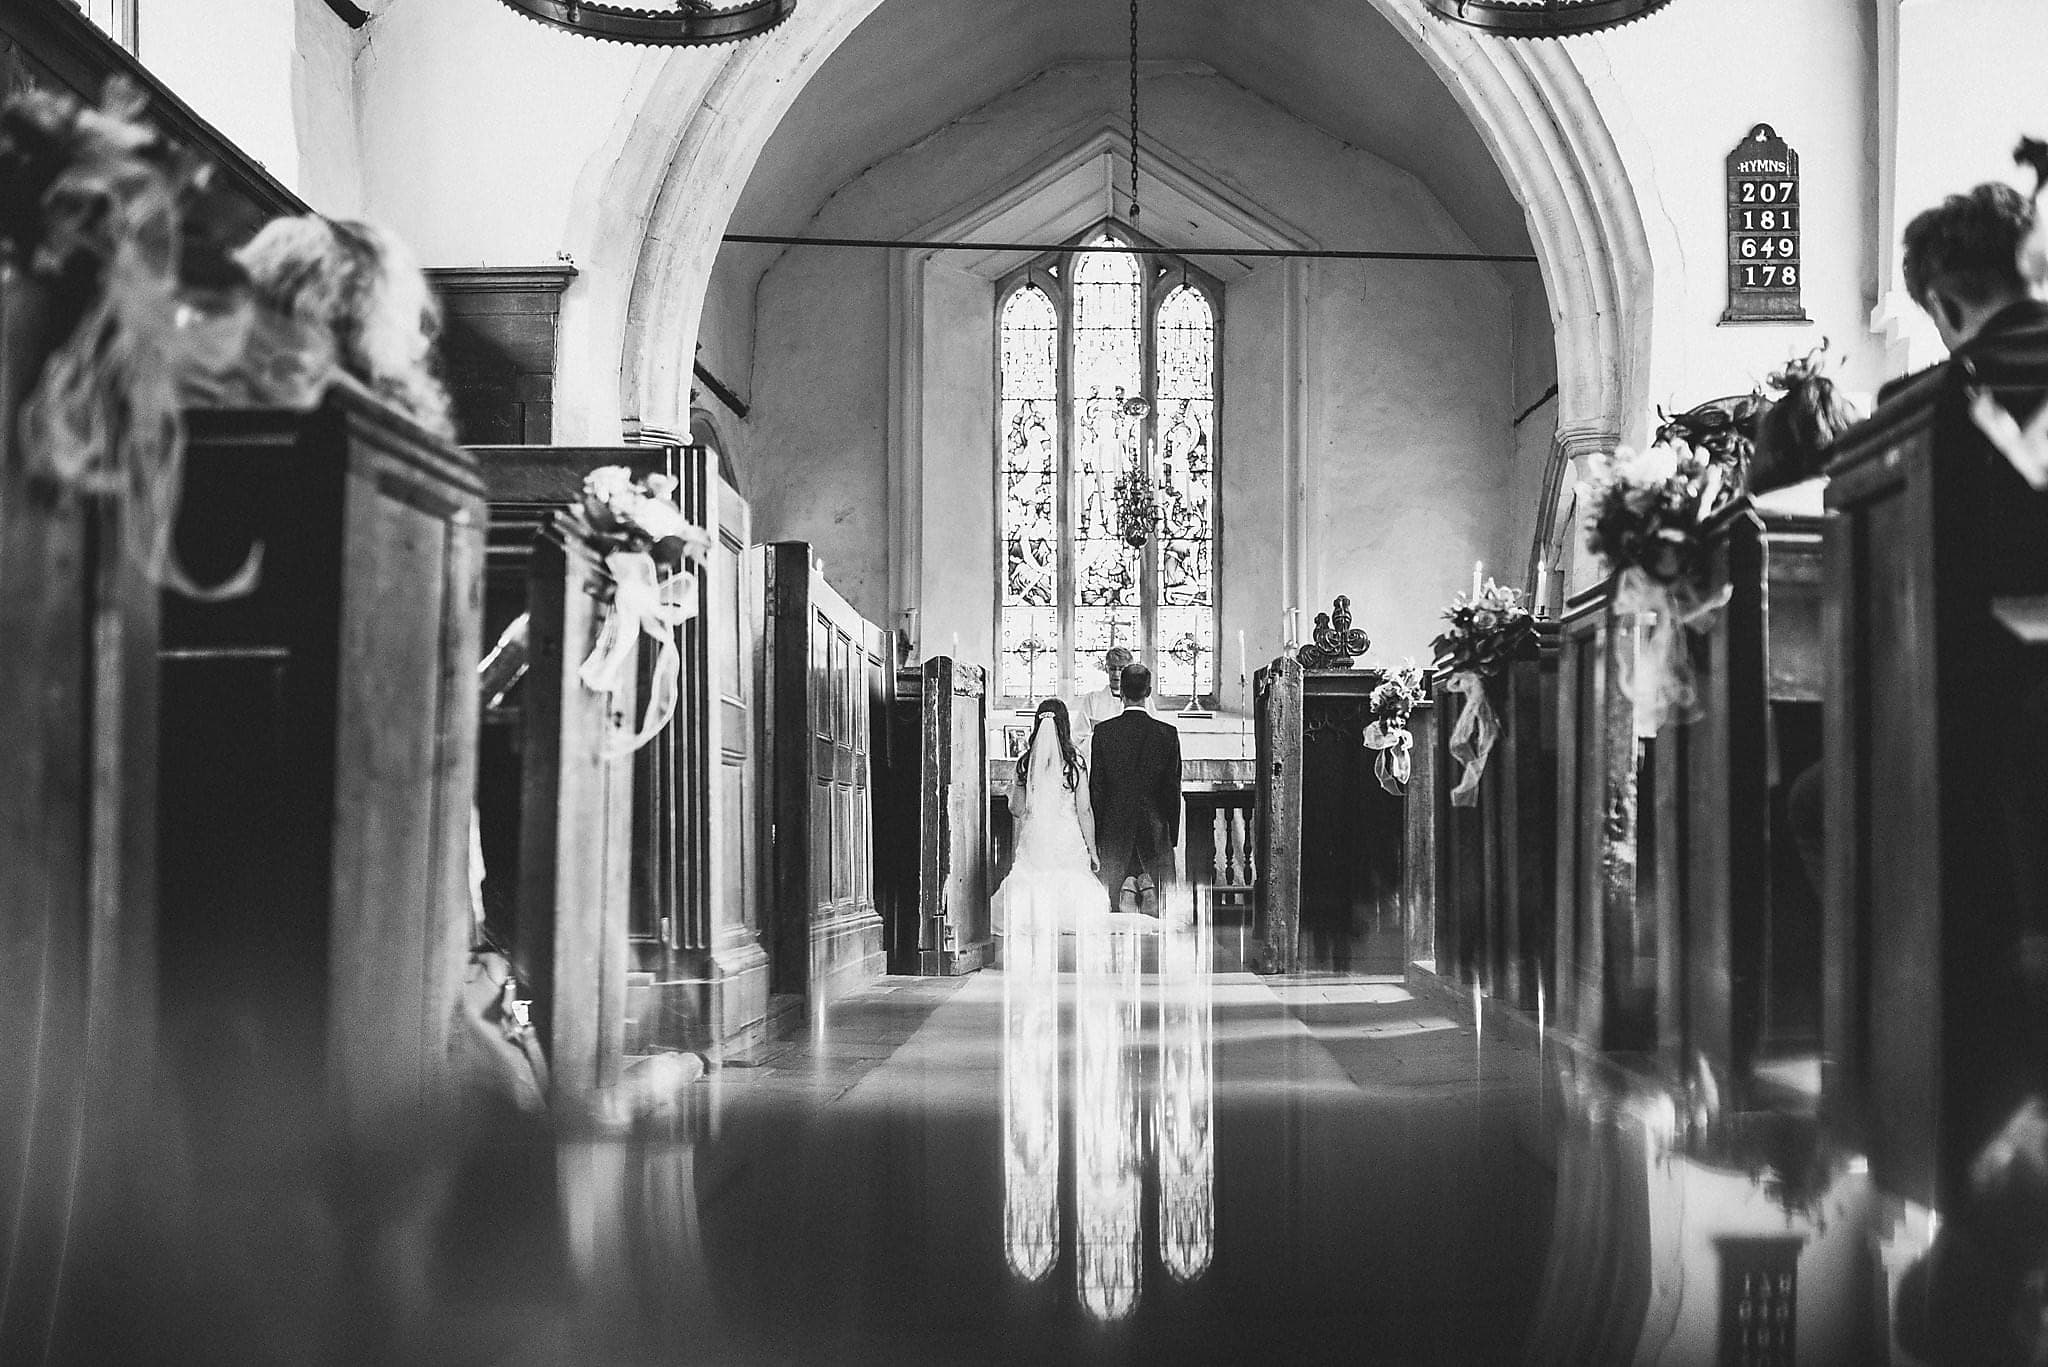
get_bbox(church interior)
[4,0,2048,1361]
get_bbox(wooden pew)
[473,445,758,1070]
[1554,580,1656,1053]
[1645,500,1823,1101]
[878,656,992,975]
[0,262,161,1366]
[513,528,637,1102]
[1823,369,2048,1210]
[760,542,889,1006]
[1403,698,1440,975]
[1255,657,1409,974]
[1431,673,1487,993]
[158,386,483,1142]
[1431,624,1563,1013]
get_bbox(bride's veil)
[1025,712,1068,798]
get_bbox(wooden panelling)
[430,268,576,447]
[763,543,888,1005]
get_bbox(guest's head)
[1902,182,2037,349]
[1101,646,1134,692]
[1119,662,1153,703]
[235,214,453,438]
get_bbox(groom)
[1088,663,1182,917]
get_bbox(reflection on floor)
[678,921,1555,1364]
[75,917,1923,1364]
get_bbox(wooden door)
[703,468,770,1046]
[764,543,887,1004]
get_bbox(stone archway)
[570,0,1659,578]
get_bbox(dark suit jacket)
[1088,708,1182,881]
[1869,299,2048,668]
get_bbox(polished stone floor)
[614,921,1560,1365]
[81,917,1904,1365]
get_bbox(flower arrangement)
[1362,660,1425,796]
[1584,439,1737,587]
[1583,437,1741,737]
[1429,579,1538,805]
[568,466,713,756]
[1430,579,1539,678]
[0,81,254,598]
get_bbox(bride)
[994,699,1160,939]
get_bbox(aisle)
[688,928,1556,1365]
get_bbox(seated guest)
[1793,181,2048,1356]
[1790,180,2048,901]
[229,214,454,438]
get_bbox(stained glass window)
[996,229,1220,708]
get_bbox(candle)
[1535,563,1551,615]
[1472,560,1484,599]
[1238,629,1248,682]
[951,632,960,663]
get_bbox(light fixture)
[494,0,795,45]
[1424,0,1674,38]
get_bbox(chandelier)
[1424,0,1674,37]
[494,0,795,45]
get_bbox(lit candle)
[1472,560,1484,599]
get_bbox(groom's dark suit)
[1088,706,1182,908]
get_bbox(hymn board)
[1723,123,1809,323]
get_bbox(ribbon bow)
[1362,720,1413,796]
[1443,670,1500,807]
[1613,565,1732,739]
[578,549,697,757]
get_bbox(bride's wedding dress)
[994,714,1159,938]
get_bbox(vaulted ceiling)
[727,0,1532,258]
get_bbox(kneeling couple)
[995,662,1184,936]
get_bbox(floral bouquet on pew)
[1430,580,1539,807]
[1583,436,1740,738]
[1361,660,1425,797]
[563,465,714,756]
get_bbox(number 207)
[1739,180,1796,204]
[1742,264,1798,287]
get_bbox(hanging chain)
[1128,0,1141,226]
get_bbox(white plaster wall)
[1883,0,2048,368]
[746,247,893,617]
[737,65,1528,665]
[1306,258,1516,659]
[141,0,298,185]
[1578,1,1885,409]
[291,0,365,215]
[1218,265,1290,672]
